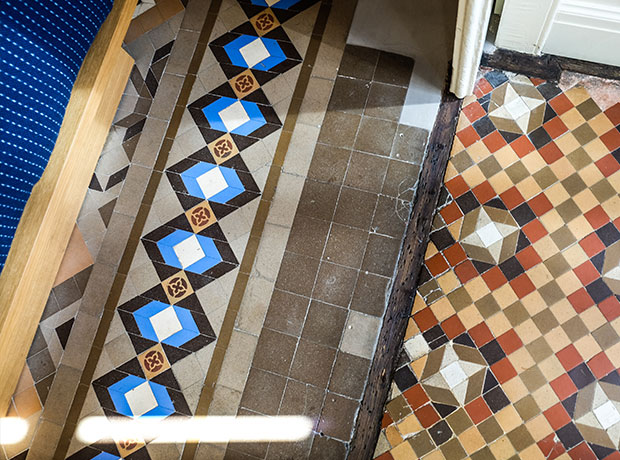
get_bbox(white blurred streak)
[76,416,313,444]
[0,418,28,445]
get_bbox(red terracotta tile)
[457,125,481,148]
[500,186,525,210]
[446,175,469,198]
[605,103,620,126]
[523,220,548,243]
[601,128,620,151]
[556,344,584,371]
[539,141,564,164]
[579,233,605,257]
[510,274,536,299]
[381,412,393,429]
[443,244,467,267]
[604,451,620,460]
[528,193,554,217]
[491,358,518,384]
[427,253,450,277]
[482,266,508,291]
[463,101,486,123]
[543,403,571,431]
[475,78,494,97]
[413,308,439,332]
[544,117,569,139]
[549,93,574,115]
[567,442,596,460]
[403,384,429,410]
[538,433,566,460]
[470,322,494,347]
[414,403,440,428]
[472,181,496,204]
[550,374,578,400]
[530,77,546,86]
[515,246,542,271]
[574,261,600,286]
[455,260,478,284]
[588,352,615,379]
[585,205,610,230]
[376,452,395,460]
[599,296,620,321]
[440,202,463,225]
[465,397,492,424]
[568,288,595,313]
[442,315,466,339]
[595,154,620,177]
[497,329,523,355]
[483,131,507,153]
[511,135,536,158]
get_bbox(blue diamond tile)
[201,97,267,136]
[108,375,175,417]
[156,229,223,273]
[180,162,245,203]
[223,35,287,71]
[248,0,303,9]
[92,453,121,460]
[133,300,200,347]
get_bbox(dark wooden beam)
[348,83,462,459]
[482,48,620,82]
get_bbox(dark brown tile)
[440,438,467,460]
[287,214,331,259]
[307,144,351,185]
[478,417,503,443]
[532,309,559,334]
[313,262,358,307]
[446,287,473,312]
[35,373,54,406]
[323,224,368,269]
[372,195,408,238]
[593,323,620,349]
[354,117,398,156]
[27,327,47,358]
[373,51,414,87]
[317,392,358,441]
[327,76,371,115]
[240,367,287,415]
[74,266,93,295]
[279,379,325,421]
[350,271,389,317]
[386,394,411,422]
[329,351,370,399]
[253,329,298,376]
[514,395,540,421]
[333,186,378,230]
[296,179,341,221]
[409,431,435,457]
[41,292,60,321]
[507,425,535,451]
[344,151,389,193]
[365,82,407,121]
[526,336,554,362]
[27,348,55,383]
[309,436,347,459]
[52,278,81,309]
[317,111,361,148]
[520,366,546,392]
[591,179,616,203]
[361,234,401,277]
[301,300,347,348]
[506,162,530,184]
[290,339,336,388]
[382,159,420,200]
[544,254,571,277]
[266,437,313,459]
[446,408,473,435]
[562,316,589,341]
[275,251,320,297]
[263,289,310,337]
[338,45,379,80]
[391,124,428,164]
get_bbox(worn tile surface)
[375,70,620,460]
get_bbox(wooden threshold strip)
[348,78,462,459]
[482,48,620,82]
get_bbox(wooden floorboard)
[348,81,462,459]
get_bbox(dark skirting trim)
[348,79,462,459]
[482,48,620,82]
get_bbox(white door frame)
[450,0,494,98]
[495,0,561,55]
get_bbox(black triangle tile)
[98,199,116,228]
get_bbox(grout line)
[52,1,223,458]
[181,2,332,459]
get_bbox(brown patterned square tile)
[138,343,170,379]
[162,271,193,304]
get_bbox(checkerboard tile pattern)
[375,69,620,460]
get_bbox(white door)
[495,0,620,67]
[543,0,620,67]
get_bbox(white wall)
[543,0,620,66]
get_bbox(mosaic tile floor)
[375,70,620,460]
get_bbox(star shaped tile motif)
[488,76,546,135]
